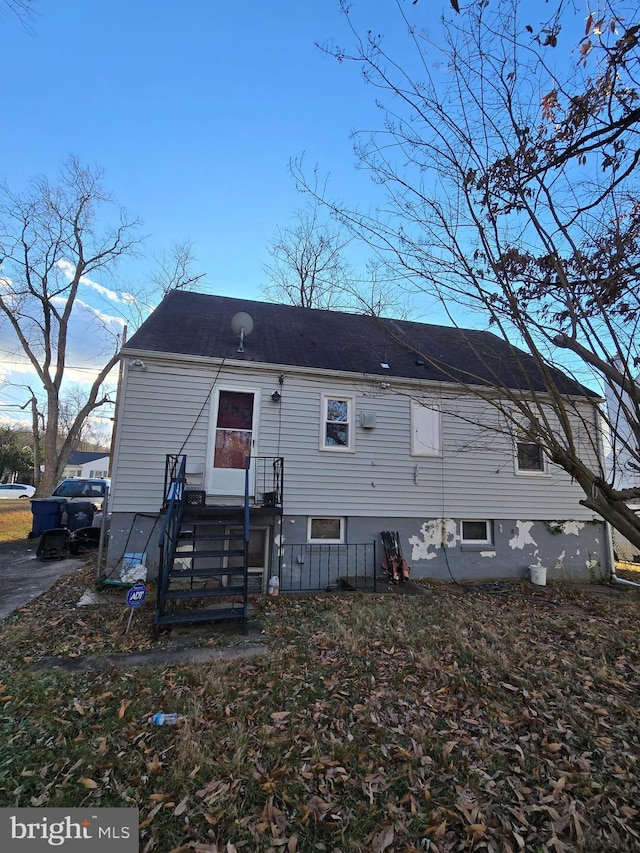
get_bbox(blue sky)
[0,0,394,296]
[0,0,599,432]
[2,0,414,427]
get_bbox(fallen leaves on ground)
[0,557,639,852]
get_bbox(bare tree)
[150,240,206,298]
[296,0,640,548]
[262,200,352,310]
[264,193,416,316]
[0,157,140,495]
[1,0,35,28]
[58,385,112,452]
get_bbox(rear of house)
[106,292,610,592]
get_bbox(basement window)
[461,520,493,545]
[308,517,345,544]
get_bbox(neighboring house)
[62,451,110,481]
[107,292,610,591]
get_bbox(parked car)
[51,477,111,509]
[0,483,36,499]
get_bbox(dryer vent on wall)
[361,411,376,429]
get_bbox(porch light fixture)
[271,390,282,402]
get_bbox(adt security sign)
[126,582,147,609]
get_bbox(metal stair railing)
[153,453,285,634]
[252,456,284,507]
[154,455,187,635]
[242,455,250,619]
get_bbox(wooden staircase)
[153,454,282,638]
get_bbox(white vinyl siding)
[110,354,601,521]
[411,402,441,456]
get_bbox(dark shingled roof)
[66,451,110,465]
[124,292,594,397]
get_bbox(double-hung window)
[321,394,354,451]
[513,413,548,475]
[515,440,546,474]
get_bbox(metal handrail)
[250,455,284,507]
[156,455,187,629]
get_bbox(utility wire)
[176,357,227,457]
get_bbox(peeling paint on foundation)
[509,521,536,550]
[554,551,566,570]
[586,559,602,579]
[106,511,609,586]
[409,519,458,561]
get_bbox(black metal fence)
[279,542,378,592]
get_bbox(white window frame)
[307,517,345,544]
[411,400,442,457]
[320,393,355,452]
[514,439,549,476]
[460,519,493,545]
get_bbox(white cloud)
[1,297,123,394]
[55,259,136,306]
[0,358,36,383]
[0,411,32,428]
[50,295,126,330]
[1,263,125,421]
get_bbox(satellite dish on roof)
[231,311,254,352]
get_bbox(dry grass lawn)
[0,499,32,542]
[0,548,639,852]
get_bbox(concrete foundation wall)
[106,512,609,587]
[105,513,162,581]
[279,515,609,585]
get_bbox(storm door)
[208,389,258,496]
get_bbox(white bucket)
[529,565,547,586]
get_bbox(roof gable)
[124,292,595,397]
[66,451,110,466]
